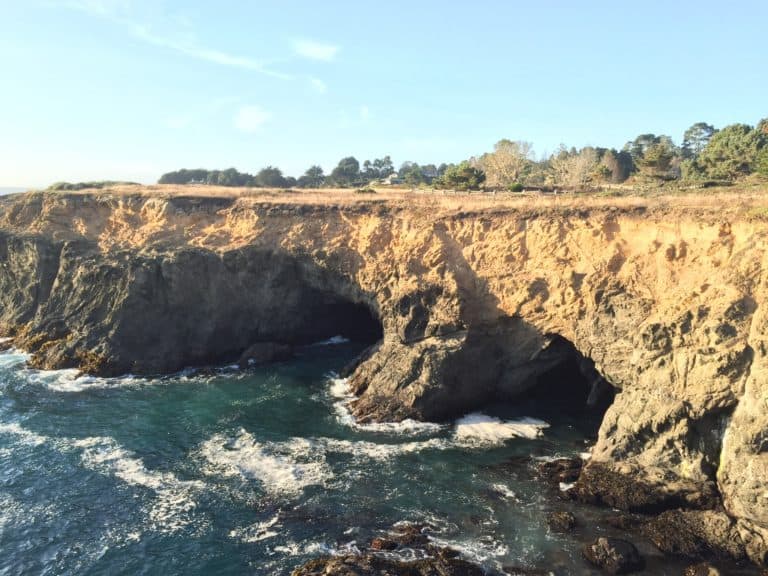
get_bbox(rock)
[388,522,430,547]
[547,511,577,532]
[290,553,485,576]
[293,523,481,575]
[538,458,583,487]
[604,513,643,530]
[502,567,553,576]
[642,510,747,562]
[683,563,721,576]
[237,342,293,368]
[368,537,397,551]
[582,537,644,574]
[573,462,720,514]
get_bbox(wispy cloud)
[308,77,328,94]
[293,39,340,62]
[234,106,271,133]
[62,1,292,79]
[359,105,371,121]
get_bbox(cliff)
[1,185,767,566]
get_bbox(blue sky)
[1,1,766,187]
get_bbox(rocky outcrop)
[582,537,645,574]
[1,188,768,566]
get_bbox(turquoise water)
[0,342,754,575]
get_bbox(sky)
[1,1,766,187]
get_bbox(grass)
[41,180,768,218]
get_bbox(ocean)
[0,339,753,575]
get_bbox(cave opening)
[497,335,616,439]
[294,296,384,346]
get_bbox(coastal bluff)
[1,185,768,567]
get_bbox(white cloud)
[293,39,339,62]
[62,2,291,79]
[309,77,328,94]
[234,106,271,133]
[359,105,371,121]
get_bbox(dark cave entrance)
[502,335,615,438]
[294,296,383,346]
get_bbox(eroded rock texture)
[1,189,767,565]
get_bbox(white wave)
[313,436,448,461]
[229,513,282,543]
[272,540,333,557]
[74,436,203,533]
[24,368,147,393]
[559,481,575,492]
[0,421,48,446]
[199,430,332,497]
[0,349,30,369]
[328,376,353,399]
[429,533,509,567]
[489,483,518,501]
[310,335,351,346]
[453,413,549,447]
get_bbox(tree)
[435,161,485,190]
[209,167,254,187]
[638,140,677,179]
[403,164,425,186]
[549,145,599,189]
[372,156,394,178]
[330,156,361,186]
[159,168,212,184]
[599,149,632,183]
[255,166,287,187]
[480,139,533,188]
[298,165,325,188]
[682,122,716,159]
[625,134,679,180]
[757,147,768,177]
[697,123,765,180]
[758,118,768,136]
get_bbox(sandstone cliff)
[1,186,767,566]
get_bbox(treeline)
[48,180,139,191]
[158,117,768,192]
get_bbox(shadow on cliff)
[8,240,383,376]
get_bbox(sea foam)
[74,436,204,533]
[0,421,48,447]
[310,335,351,346]
[199,429,332,496]
[453,413,549,447]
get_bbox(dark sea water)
[0,340,757,575]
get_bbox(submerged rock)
[642,510,747,562]
[582,537,644,574]
[538,458,583,487]
[292,522,482,575]
[290,553,484,576]
[573,462,720,514]
[547,511,577,533]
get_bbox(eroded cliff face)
[1,188,767,565]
